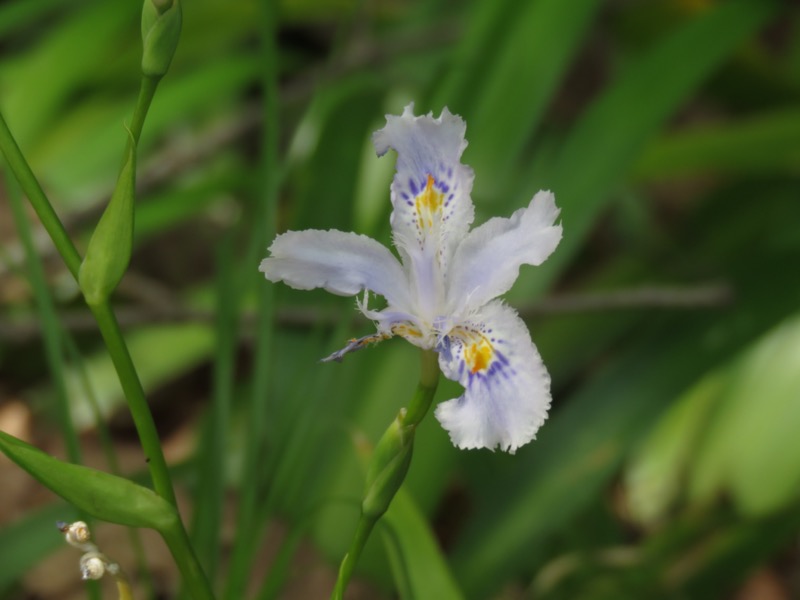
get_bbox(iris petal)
[446,190,562,316]
[259,229,411,311]
[372,104,475,319]
[434,300,551,453]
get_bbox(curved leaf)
[381,486,463,600]
[0,431,176,531]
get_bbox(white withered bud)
[80,553,106,581]
[63,521,92,546]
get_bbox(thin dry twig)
[0,283,734,344]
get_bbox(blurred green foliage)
[2,0,800,598]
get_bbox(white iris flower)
[260,104,562,453]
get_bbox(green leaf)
[380,487,463,600]
[0,1,139,145]
[460,0,603,193]
[513,0,780,298]
[0,0,65,38]
[624,371,727,526]
[0,431,176,531]
[634,108,800,181]
[690,312,800,516]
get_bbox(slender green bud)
[79,142,136,306]
[141,0,182,78]
[0,431,177,531]
[361,410,415,520]
[151,0,173,13]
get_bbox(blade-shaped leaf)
[511,0,780,299]
[380,486,463,600]
[634,108,800,182]
[461,0,603,192]
[690,312,800,516]
[0,431,176,531]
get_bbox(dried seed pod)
[65,521,92,546]
[80,553,106,581]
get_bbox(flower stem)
[161,517,216,600]
[128,75,160,149]
[401,350,441,427]
[330,516,376,600]
[1,25,214,600]
[87,300,175,504]
[331,350,440,599]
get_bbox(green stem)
[0,111,82,279]
[2,36,210,600]
[87,299,176,506]
[331,516,376,600]
[161,519,216,600]
[65,334,157,599]
[331,350,440,599]
[128,75,160,148]
[401,350,441,427]
[87,302,213,598]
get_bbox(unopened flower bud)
[79,142,136,305]
[141,0,182,77]
[151,0,173,13]
[361,410,415,520]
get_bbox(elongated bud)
[361,410,415,520]
[141,0,182,78]
[151,0,173,12]
[79,141,136,306]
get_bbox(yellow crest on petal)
[415,174,444,231]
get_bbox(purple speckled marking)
[409,178,418,195]
[447,166,453,178]
[401,192,409,200]
[486,362,500,380]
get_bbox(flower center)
[464,337,494,374]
